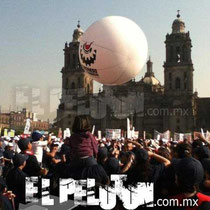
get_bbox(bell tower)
[62,21,93,96]
[164,11,194,96]
[57,22,93,129]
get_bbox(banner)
[58,128,62,139]
[9,129,15,138]
[106,129,121,139]
[24,119,31,134]
[98,130,102,139]
[92,125,95,135]
[143,131,146,140]
[63,128,71,139]
[154,130,170,141]
[4,129,8,137]
[174,132,192,142]
[133,131,139,139]
[127,118,131,138]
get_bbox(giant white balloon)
[79,16,148,85]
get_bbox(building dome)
[140,57,160,86]
[142,76,160,85]
[72,21,84,42]
[172,11,185,34]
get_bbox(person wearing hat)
[125,148,170,185]
[6,154,28,210]
[172,157,210,209]
[43,143,61,174]
[2,142,15,177]
[31,131,50,166]
[18,138,48,176]
[13,136,21,153]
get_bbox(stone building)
[0,108,49,131]
[57,14,210,136]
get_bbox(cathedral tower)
[163,12,196,133]
[164,11,194,96]
[62,22,93,96]
[57,22,93,129]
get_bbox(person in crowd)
[68,115,98,168]
[2,143,15,177]
[6,153,28,210]
[13,136,21,153]
[172,157,210,209]
[0,177,15,210]
[59,137,70,163]
[3,143,15,161]
[0,139,4,154]
[43,143,61,173]
[31,131,50,166]
[125,147,171,185]
[18,138,48,176]
[0,139,5,176]
[97,146,108,167]
[173,143,192,159]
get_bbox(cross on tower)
[77,20,80,28]
[177,10,180,18]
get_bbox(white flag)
[92,125,95,135]
[127,118,131,138]
[64,128,71,139]
[24,119,31,134]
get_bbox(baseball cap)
[8,142,14,147]
[18,138,31,151]
[176,157,204,187]
[13,153,28,167]
[14,136,20,141]
[134,148,149,162]
[31,131,43,142]
[194,146,209,160]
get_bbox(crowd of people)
[0,115,209,210]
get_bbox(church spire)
[72,21,84,42]
[172,10,185,34]
[146,56,154,77]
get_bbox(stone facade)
[57,14,210,136]
[0,108,49,131]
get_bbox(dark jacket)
[68,131,98,160]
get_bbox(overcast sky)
[0,0,210,121]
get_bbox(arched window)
[182,45,186,61]
[176,47,180,63]
[175,77,181,90]
[72,54,76,68]
[170,46,173,62]
[87,84,90,94]
[71,82,75,89]
[65,78,68,88]
[78,77,81,88]
[169,72,172,81]
[184,82,187,90]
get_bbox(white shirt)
[32,141,48,163]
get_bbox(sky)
[0,0,210,121]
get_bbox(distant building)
[57,13,210,136]
[0,108,49,131]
